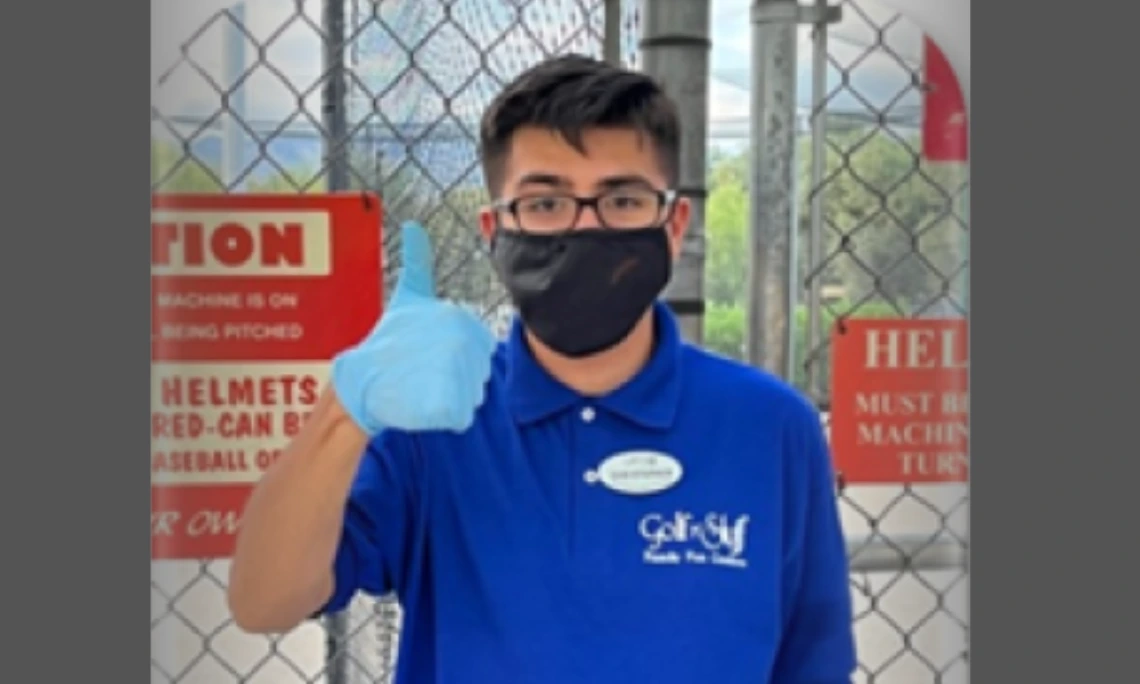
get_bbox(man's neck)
[526,310,656,397]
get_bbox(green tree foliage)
[704,179,748,307]
[702,125,968,393]
[151,141,225,193]
[245,168,327,194]
[813,128,967,311]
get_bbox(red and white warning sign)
[922,35,968,163]
[151,193,383,559]
[829,317,968,484]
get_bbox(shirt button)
[580,406,596,423]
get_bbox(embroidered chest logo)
[638,511,751,569]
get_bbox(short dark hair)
[479,54,681,196]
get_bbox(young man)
[229,54,857,683]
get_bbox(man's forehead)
[502,126,664,189]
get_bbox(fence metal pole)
[747,0,799,376]
[805,0,829,398]
[784,128,802,384]
[221,1,248,190]
[749,0,839,380]
[603,0,622,65]
[322,1,350,681]
[639,0,712,345]
[324,0,350,194]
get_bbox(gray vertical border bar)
[970,1,1136,682]
[3,0,147,680]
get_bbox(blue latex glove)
[331,221,497,434]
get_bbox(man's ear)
[666,196,691,259]
[478,207,496,243]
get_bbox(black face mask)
[489,226,672,358]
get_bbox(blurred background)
[151,0,969,681]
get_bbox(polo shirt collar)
[505,300,684,430]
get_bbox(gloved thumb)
[390,221,436,307]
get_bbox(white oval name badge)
[586,450,683,496]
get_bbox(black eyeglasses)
[491,187,678,234]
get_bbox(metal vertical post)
[322,2,350,681]
[603,0,622,65]
[639,0,713,345]
[747,0,798,375]
[748,0,839,379]
[784,118,802,383]
[221,2,248,190]
[805,0,829,398]
[324,0,350,194]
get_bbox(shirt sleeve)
[315,428,421,616]
[770,400,858,684]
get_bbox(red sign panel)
[151,193,383,559]
[922,36,968,163]
[829,318,968,484]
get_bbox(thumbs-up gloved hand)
[331,221,498,435]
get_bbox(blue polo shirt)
[320,301,856,683]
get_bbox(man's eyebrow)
[515,172,571,189]
[511,172,657,194]
[595,174,655,190]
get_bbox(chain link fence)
[152,1,638,681]
[151,0,966,682]
[799,1,969,681]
